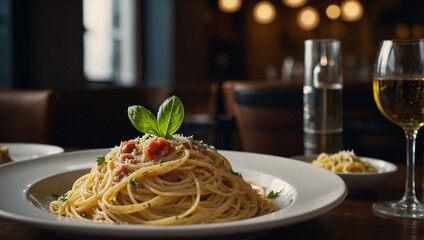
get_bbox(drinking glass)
[372,39,424,218]
[303,39,343,155]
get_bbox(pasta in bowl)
[311,151,377,173]
[291,151,397,192]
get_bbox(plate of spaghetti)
[292,151,397,192]
[0,96,347,239]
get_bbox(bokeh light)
[297,6,320,31]
[341,0,363,22]
[411,24,424,38]
[395,23,410,39]
[253,1,277,24]
[218,0,242,13]
[326,4,341,20]
[281,0,308,8]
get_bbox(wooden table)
[1,163,423,240]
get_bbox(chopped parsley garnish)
[255,205,262,216]
[188,136,217,151]
[200,195,208,201]
[148,203,151,208]
[129,176,138,188]
[142,171,149,175]
[58,193,68,202]
[80,211,87,218]
[144,134,153,140]
[97,156,106,166]
[229,169,242,178]
[157,158,166,166]
[188,136,200,145]
[267,190,283,199]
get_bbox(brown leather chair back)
[0,90,56,143]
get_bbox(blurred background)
[1,0,423,88]
[0,0,423,162]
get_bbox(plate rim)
[1,142,65,161]
[0,149,347,238]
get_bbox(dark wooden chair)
[0,90,56,143]
[222,81,304,157]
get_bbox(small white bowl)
[291,155,398,192]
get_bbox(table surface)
[1,157,423,240]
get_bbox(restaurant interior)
[2,1,424,239]
[0,0,424,163]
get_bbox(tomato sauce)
[182,140,208,155]
[159,170,181,182]
[114,166,130,182]
[144,138,175,161]
[120,140,136,154]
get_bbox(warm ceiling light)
[326,4,341,20]
[218,0,242,13]
[395,23,410,39]
[282,0,308,8]
[297,6,319,31]
[341,0,363,22]
[253,1,276,24]
[411,24,424,38]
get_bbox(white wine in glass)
[374,78,424,129]
[372,39,424,219]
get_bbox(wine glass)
[372,39,424,218]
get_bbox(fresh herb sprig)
[128,96,184,139]
[129,176,138,189]
[80,211,87,218]
[57,193,68,202]
[229,169,243,178]
[97,156,106,166]
[267,189,283,199]
[188,136,216,151]
[255,205,262,216]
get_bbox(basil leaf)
[157,96,184,139]
[128,105,160,136]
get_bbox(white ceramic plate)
[0,149,346,239]
[1,142,64,161]
[291,155,397,192]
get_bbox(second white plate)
[291,155,397,191]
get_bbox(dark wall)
[6,0,84,89]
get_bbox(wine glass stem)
[403,129,419,203]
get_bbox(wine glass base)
[373,201,424,219]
